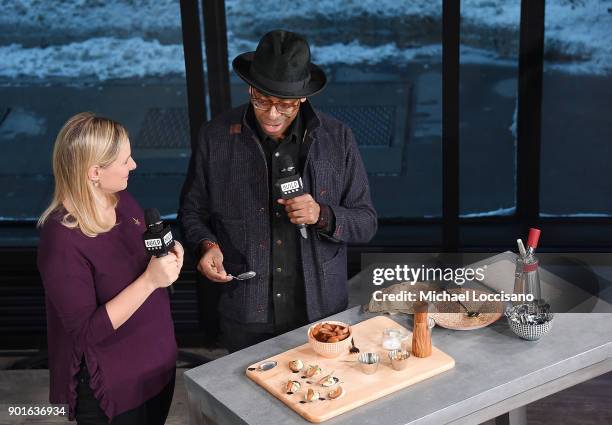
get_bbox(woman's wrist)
[140,269,159,293]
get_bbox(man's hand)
[277,193,320,225]
[197,245,232,283]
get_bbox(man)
[179,30,377,352]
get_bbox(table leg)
[187,389,204,425]
[187,392,221,425]
[493,406,527,425]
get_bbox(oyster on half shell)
[328,386,345,400]
[317,373,339,387]
[305,388,320,402]
[285,380,301,393]
[304,365,322,378]
[288,359,303,372]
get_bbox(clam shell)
[328,386,345,399]
[285,380,301,393]
[288,359,304,372]
[305,388,320,402]
[318,374,339,387]
[305,365,321,378]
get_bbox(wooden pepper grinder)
[412,303,432,358]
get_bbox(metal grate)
[132,105,396,149]
[134,108,190,149]
[318,105,396,147]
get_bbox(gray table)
[184,254,612,425]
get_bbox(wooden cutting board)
[245,315,455,423]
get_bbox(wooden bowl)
[307,320,352,358]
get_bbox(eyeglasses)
[250,94,301,116]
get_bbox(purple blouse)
[37,191,177,421]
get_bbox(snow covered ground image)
[0,0,610,221]
[0,0,611,79]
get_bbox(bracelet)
[202,240,218,252]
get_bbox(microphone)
[143,208,176,293]
[143,208,175,256]
[276,156,308,239]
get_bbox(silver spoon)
[228,271,257,280]
[247,360,277,372]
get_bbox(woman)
[37,112,182,424]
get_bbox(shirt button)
[276,293,282,298]
[276,239,282,246]
[276,267,282,273]
[275,212,281,218]
[259,207,265,213]
[274,152,280,157]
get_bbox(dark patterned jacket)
[179,100,377,323]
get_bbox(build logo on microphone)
[145,238,163,248]
[281,180,301,194]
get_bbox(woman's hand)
[170,240,184,272]
[144,252,180,289]
[107,247,181,329]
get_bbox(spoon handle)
[441,287,472,313]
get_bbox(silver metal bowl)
[358,352,380,374]
[508,317,554,341]
[388,350,411,371]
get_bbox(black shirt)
[247,106,308,333]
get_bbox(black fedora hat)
[232,30,327,99]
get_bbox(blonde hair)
[38,112,129,237]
